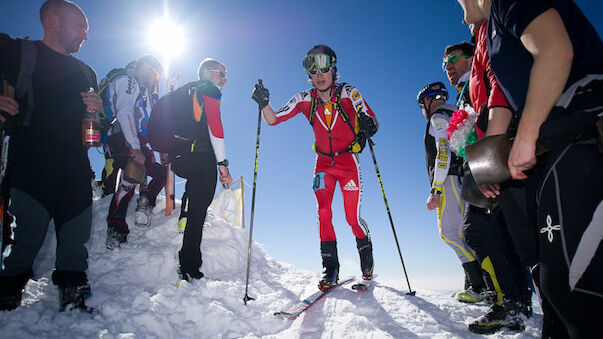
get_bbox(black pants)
[536,143,602,338]
[0,151,92,290]
[463,205,529,302]
[173,152,217,273]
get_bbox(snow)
[0,193,543,338]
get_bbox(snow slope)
[0,194,542,338]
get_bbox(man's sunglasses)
[209,70,227,79]
[442,54,470,70]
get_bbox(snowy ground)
[0,194,542,338]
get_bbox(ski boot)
[356,236,374,281]
[135,195,153,227]
[456,286,486,303]
[457,261,487,303]
[59,284,96,313]
[106,226,128,250]
[178,217,187,233]
[177,266,204,282]
[518,290,533,318]
[468,299,525,334]
[318,240,339,291]
[0,270,32,311]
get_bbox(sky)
[1,0,602,290]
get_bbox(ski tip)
[243,295,255,305]
[274,311,297,319]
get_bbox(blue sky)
[2,0,602,290]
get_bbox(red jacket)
[470,21,512,138]
[271,83,375,155]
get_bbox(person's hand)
[131,149,146,165]
[251,82,270,110]
[359,113,377,137]
[160,153,170,165]
[218,165,232,185]
[426,193,440,210]
[479,184,501,199]
[508,137,537,180]
[0,95,18,122]
[166,73,179,92]
[81,90,102,113]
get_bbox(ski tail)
[274,277,354,319]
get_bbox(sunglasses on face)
[419,94,447,106]
[209,69,227,80]
[442,53,470,70]
[308,67,331,75]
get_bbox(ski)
[274,277,354,319]
[351,274,377,291]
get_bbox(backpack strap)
[15,40,37,126]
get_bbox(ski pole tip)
[243,294,255,305]
[406,291,416,296]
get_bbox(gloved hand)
[358,113,377,137]
[251,81,270,110]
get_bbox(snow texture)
[0,193,543,338]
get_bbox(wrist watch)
[217,159,229,167]
[430,187,442,195]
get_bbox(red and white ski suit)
[271,83,375,241]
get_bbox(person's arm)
[426,114,451,210]
[113,76,142,151]
[260,104,277,125]
[508,8,573,179]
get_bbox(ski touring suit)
[272,83,372,242]
[424,104,476,265]
[160,81,227,277]
[487,0,603,335]
[105,71,166,239]
[271,83,375,280]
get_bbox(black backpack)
[146,81,198,157]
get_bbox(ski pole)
[367,138,415,296]
[243,79,264,305]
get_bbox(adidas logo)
[343,179,359,191]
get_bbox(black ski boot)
[468,299,525,334]
[106,226,128,250]
[178,266,204,282]
[356,236,374,280]
[59,284,95,313]
[318,240,339,291]
[0,269,32,311]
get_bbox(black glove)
[251,81,270,110]
[358,113,377,138]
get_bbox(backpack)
[0,34,96,130]
[97,62,136,143]
[308,83,366,155]
[146,81,198,156]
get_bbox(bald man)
[0,0,101,313]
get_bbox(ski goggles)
[302,54,333,72]
[442,53,470,70]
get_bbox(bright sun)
[147,18,184,62]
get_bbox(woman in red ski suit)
[252,45,378,289]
